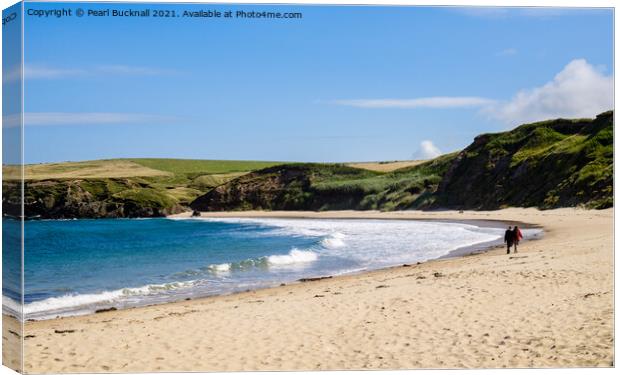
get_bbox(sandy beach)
[6,207,613,372]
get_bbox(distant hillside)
[191,111,613,212]
[3,112,613,219]
[190,155,455,212]
[3,158,281,219]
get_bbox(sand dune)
[9,208,613,372]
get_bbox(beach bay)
[11,207,613,372]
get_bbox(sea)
[2,217,541,320]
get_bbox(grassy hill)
[3,158,281,219]
[4,158,445,218]
[9,158,280,181]
[9,159,170,180]
[192,111,613,212]
[190,154,456,211]
[126,158,282,176]
[435,110,612,209]
[4,111,613,219]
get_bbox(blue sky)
[18,2,614,163]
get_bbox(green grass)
[436,111,613,209]
[112,187,179,208]
[125,159,285,192]
[126,158,282,176]
[188,173,251,190]
[164,187,205,205]
[193,155,458,212]
[16,158,287,217]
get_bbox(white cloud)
[21,64,178,80]
[415,140,442,160]
[6,112,180,127]
[332,59,612,127]
[333,96,495,109]
[484,59,613,125]
[497,48,518,56]
[25,65,86,79]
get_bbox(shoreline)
[6,234,518,322]
[17,212,536,322]
[171,208,542,226]
[10,207,613,371]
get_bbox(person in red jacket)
[512,226,523,253]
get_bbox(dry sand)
[5,208,613,372]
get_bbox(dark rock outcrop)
[190,164,381,212]
[3,178,186,219]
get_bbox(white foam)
[2,296,23,319]
[21,280,197,317]
[176,217,332,238]
[320,232,347,249]
[208,263,231,272]
[267,248,318,265]
[195,218,544,267]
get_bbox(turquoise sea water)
[2,217,540,320]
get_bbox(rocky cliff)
[190,164,386,211]
[190,155,455,212]
[4,178,186,219]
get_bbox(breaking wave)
[203,231,345,274]
[206,248,319,274]
[320,232,346,248]
[19,280,198,320]
[267,248,318,265]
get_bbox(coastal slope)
[3,112,612,218]
[2,159,280,219]
[190,155,455,211]
[435,110,613,209]
[3,111,613,219]
[191,111,613,212]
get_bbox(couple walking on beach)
[504,226,523,254]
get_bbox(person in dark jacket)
[512,226,523,253]
[504,226,513,254]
